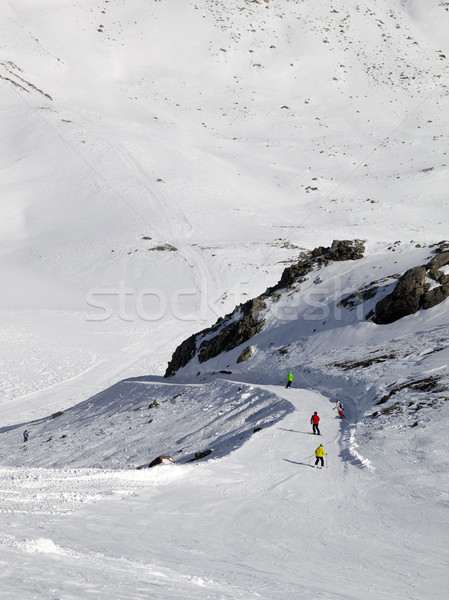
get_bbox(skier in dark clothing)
[23,430,29,442]
[310,412,320,435]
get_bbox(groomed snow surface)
[2,380,448,600]
[1,0,449,598]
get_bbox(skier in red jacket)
[310,412,320,435]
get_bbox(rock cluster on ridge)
[165,240,449,377]
[164,240,365,377]
[374,247,449,324]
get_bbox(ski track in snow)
[348,427,375,471]
[0,379,448,599]
[0,466,152,515]
[75,112,223,321]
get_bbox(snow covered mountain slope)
[1,244,448,598]
[1,376,448,599]
[161,237,449,484]
[165,240,449,388]
[1,0,449,409]
[1,1,449,598]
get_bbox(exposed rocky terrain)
[166,240,449,377]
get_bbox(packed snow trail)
[1,383,446,599]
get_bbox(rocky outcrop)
[237,346,253,363]
[164,333,197,377]
[268,239,365,294]
[374,245,449,324]
[164,240,365,377]
[198,297,266,364]
[164,298,266,377]
[374,266,428,324]
[422,281,449,310]
[427,250,449,271]
[188,449,213,462]
[148,455,175,468]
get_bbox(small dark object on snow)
[148,455,175,468]
[52,411,64,419]
[188,449,213,462]
[23,430,29,442]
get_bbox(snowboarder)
[333,400,345,418]
[310,412,320,435]
[285,371,293,388]
[314,444,326,468]
[23,430,29,442]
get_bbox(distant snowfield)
[1,0,449,598]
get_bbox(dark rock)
[270,239,365,294]
[164,240,365,377]
[371,242,449,324]
[52,411,64,419]
[381,402,401,416]
[237,346,253,363]
[427,268,444,281]
[332,353,395,370]
[165,333,197,377]
[422,282,449,310]
[188,449,212,462]
[329,239,365,261]
[373,250,449,323]
[149,244,177,252]
[197,297,266,364]
[376,376,440,404]
[373,266,428,324]
[427,250,449,270]
[148,455,175,468]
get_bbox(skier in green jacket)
[285,371,293,389]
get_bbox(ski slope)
[2,381,447,600]
[1,0,449,598]
[1,0,449,409]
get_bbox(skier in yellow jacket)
[314,444,326,468]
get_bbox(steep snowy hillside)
[1,2,449,599]
[1,241,448,598]
[1,0,449,411]
[165,239,449,434]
